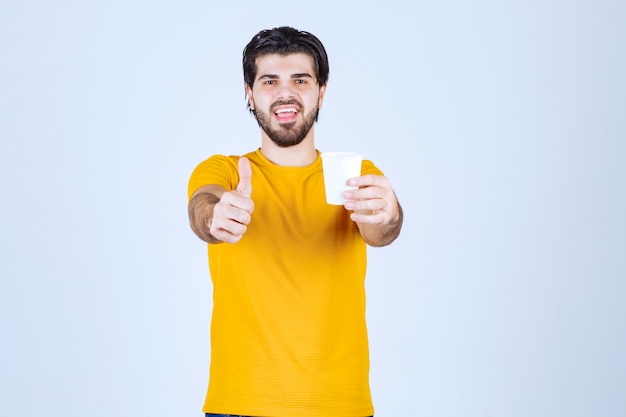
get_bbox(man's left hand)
[343,174,400,225]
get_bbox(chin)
[271,137,306,148]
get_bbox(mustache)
[270,99,303,112]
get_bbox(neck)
[260,131,318,167]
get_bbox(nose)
[275,83,296,101]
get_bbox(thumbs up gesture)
[236,156,253,198]
[209,157,255,244]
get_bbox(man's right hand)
[209,157,254,244]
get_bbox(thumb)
[236,156,252,198]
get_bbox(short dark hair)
[243,26,330,91]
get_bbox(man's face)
[246,53,326,148]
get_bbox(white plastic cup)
[321,151,363,205]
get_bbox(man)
[188,26,403,417]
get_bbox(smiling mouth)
[273,106,299,122]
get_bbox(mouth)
[273,105,300,123]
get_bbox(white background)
[1,1,624,416]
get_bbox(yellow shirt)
[188,149,383,417]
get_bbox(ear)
[318,84,327,109]
[245,84,255,110]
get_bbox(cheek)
[309,93,323,110]
[251,92,272,110]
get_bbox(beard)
[253,99,319,148]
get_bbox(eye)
[294,79,307,85]
[263,80,277,85]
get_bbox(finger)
[220,190,254,214]
[344,186,385,202]
[344,197,387,213]
[349,210,388,225]
[237,156,252,198]
[347,174,387,188]
[213,222,248,241]
[211,226,246,244]
[213,198,252,225]
[210,213,249,242]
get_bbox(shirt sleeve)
[361,159,384,176]
[187,154,239,201]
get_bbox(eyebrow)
[291,73,313,79]
[258,73,314,80]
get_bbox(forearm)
[188,188,223,244]
[358,201,403,247]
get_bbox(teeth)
[275,108,297,114]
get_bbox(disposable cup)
[321,151,363,205]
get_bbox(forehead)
[254,52,315,78]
